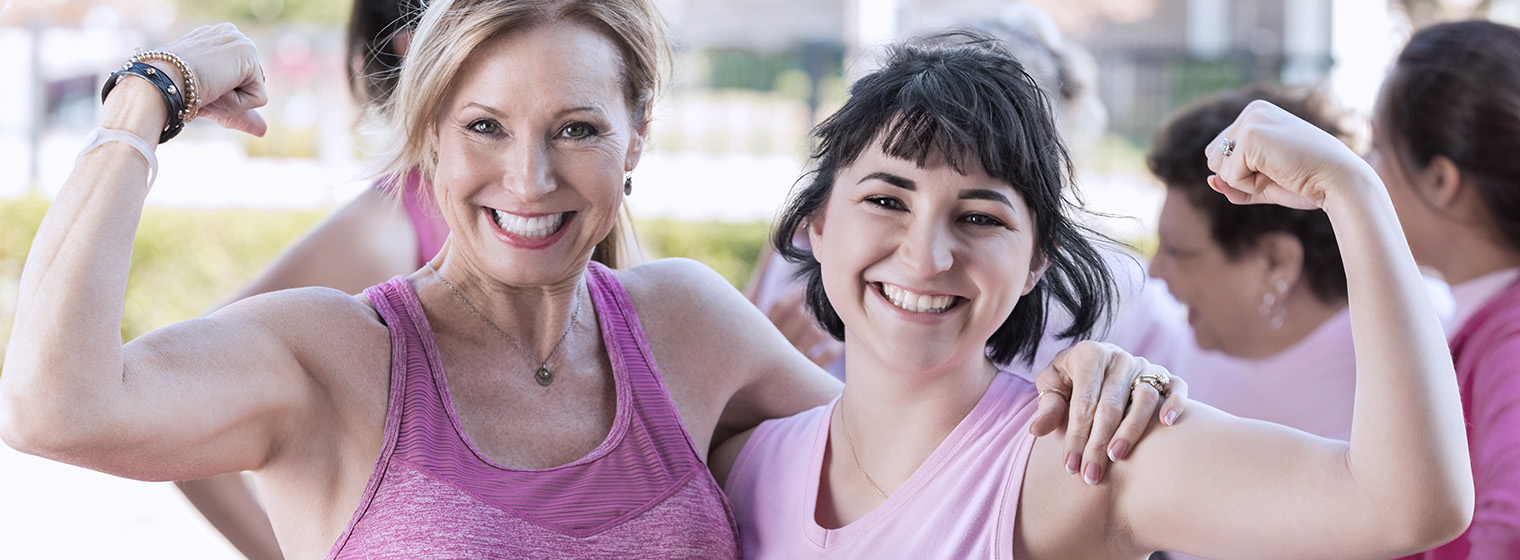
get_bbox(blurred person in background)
[1378,19,1520,560]
[1146,85,1358,442]
[0,0,1174,557]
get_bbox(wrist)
[97,78,168,145]
[1319,166,1393,224]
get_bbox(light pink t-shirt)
[725,370,1039,559]
[1173,307,1357,440]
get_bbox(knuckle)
[1095,398,1126,421]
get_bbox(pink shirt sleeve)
[1466,325,1520,557]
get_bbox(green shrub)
[634,218,772,289]
[0,198,325,374]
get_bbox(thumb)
[205,108,267,137]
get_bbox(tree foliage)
[177,0,350,25]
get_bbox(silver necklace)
[425,263,584,387]
[839,396,889,499]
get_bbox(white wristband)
[76,127,159,190]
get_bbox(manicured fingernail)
[1164,410,1178,425]
[1065,453,1081,474]
[1083,463,1102,486]
[1108,440,1129,461]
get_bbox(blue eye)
[865,195,906,210]
[561,122,598,139]
[467,119,501,134]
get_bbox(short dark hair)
[1381,20,1520,252]
[1147,84,1349,304]
[773,31,1116,365]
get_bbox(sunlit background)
[1,0,1517,557]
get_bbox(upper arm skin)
[222,188,421,303]
[619,258,841,458]
[34,288,384,482]
[1022,403,1426,559]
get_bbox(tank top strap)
[362,276,467,466]
[584,261,707,469]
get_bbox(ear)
[394,29,413,59]
[1422,155,1464,210]
[805,211,827,261]
[1023,252,1050,295]
[624,115,651,173]
[1256,232,1305,290]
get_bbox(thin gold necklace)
[839,396,889,499]
[425,263,583,387]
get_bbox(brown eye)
[962,213,1005,227]
[865,195,906,210]
[560,122,598,139]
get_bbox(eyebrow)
[461,103,605,120]
[859,172,1015,209]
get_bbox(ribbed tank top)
[327,262,741,559]
[725,370,1039,559]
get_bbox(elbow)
[0,377,99,460]
[0,387,48,456]
[1395,480,1474,553]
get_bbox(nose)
[900,218,954,276]
[1147,250,1169,280]
[502,140,556,201]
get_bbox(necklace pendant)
[535,366,554,386]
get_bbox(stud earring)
[624,174,633,196]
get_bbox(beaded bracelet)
[100,61,186,143]
[130,50,201,123]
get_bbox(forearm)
[1,81,167,447]
[1325,177,1472,535]
[177,475,285,560]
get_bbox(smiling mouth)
[878,283,963,314]
[491,209,570,238]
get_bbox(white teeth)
[492,210,565,238]
[880,283,956,314]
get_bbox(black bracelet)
[100,61,186,144]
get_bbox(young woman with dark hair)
[716,33,1471,559]
[1374,20,1520,560]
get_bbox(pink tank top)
[725,370,1039,559]
[327,262,741,559]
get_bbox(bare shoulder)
[618,257,741,305]
[198,285,393,389]
[615,258,762,350]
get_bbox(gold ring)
[1037,388,1070,403]
[1130,371,1171,396]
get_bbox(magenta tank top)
[327,262,741,559]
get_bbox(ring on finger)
[1037,388,1070,403]
[1130,371,1171,396]
[1219,137,1235,157]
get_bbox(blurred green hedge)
[0,198,773,374]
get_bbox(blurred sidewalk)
[0,444,242,559]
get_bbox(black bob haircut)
[773,30,1116,366]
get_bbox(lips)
[877,282,961,314]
